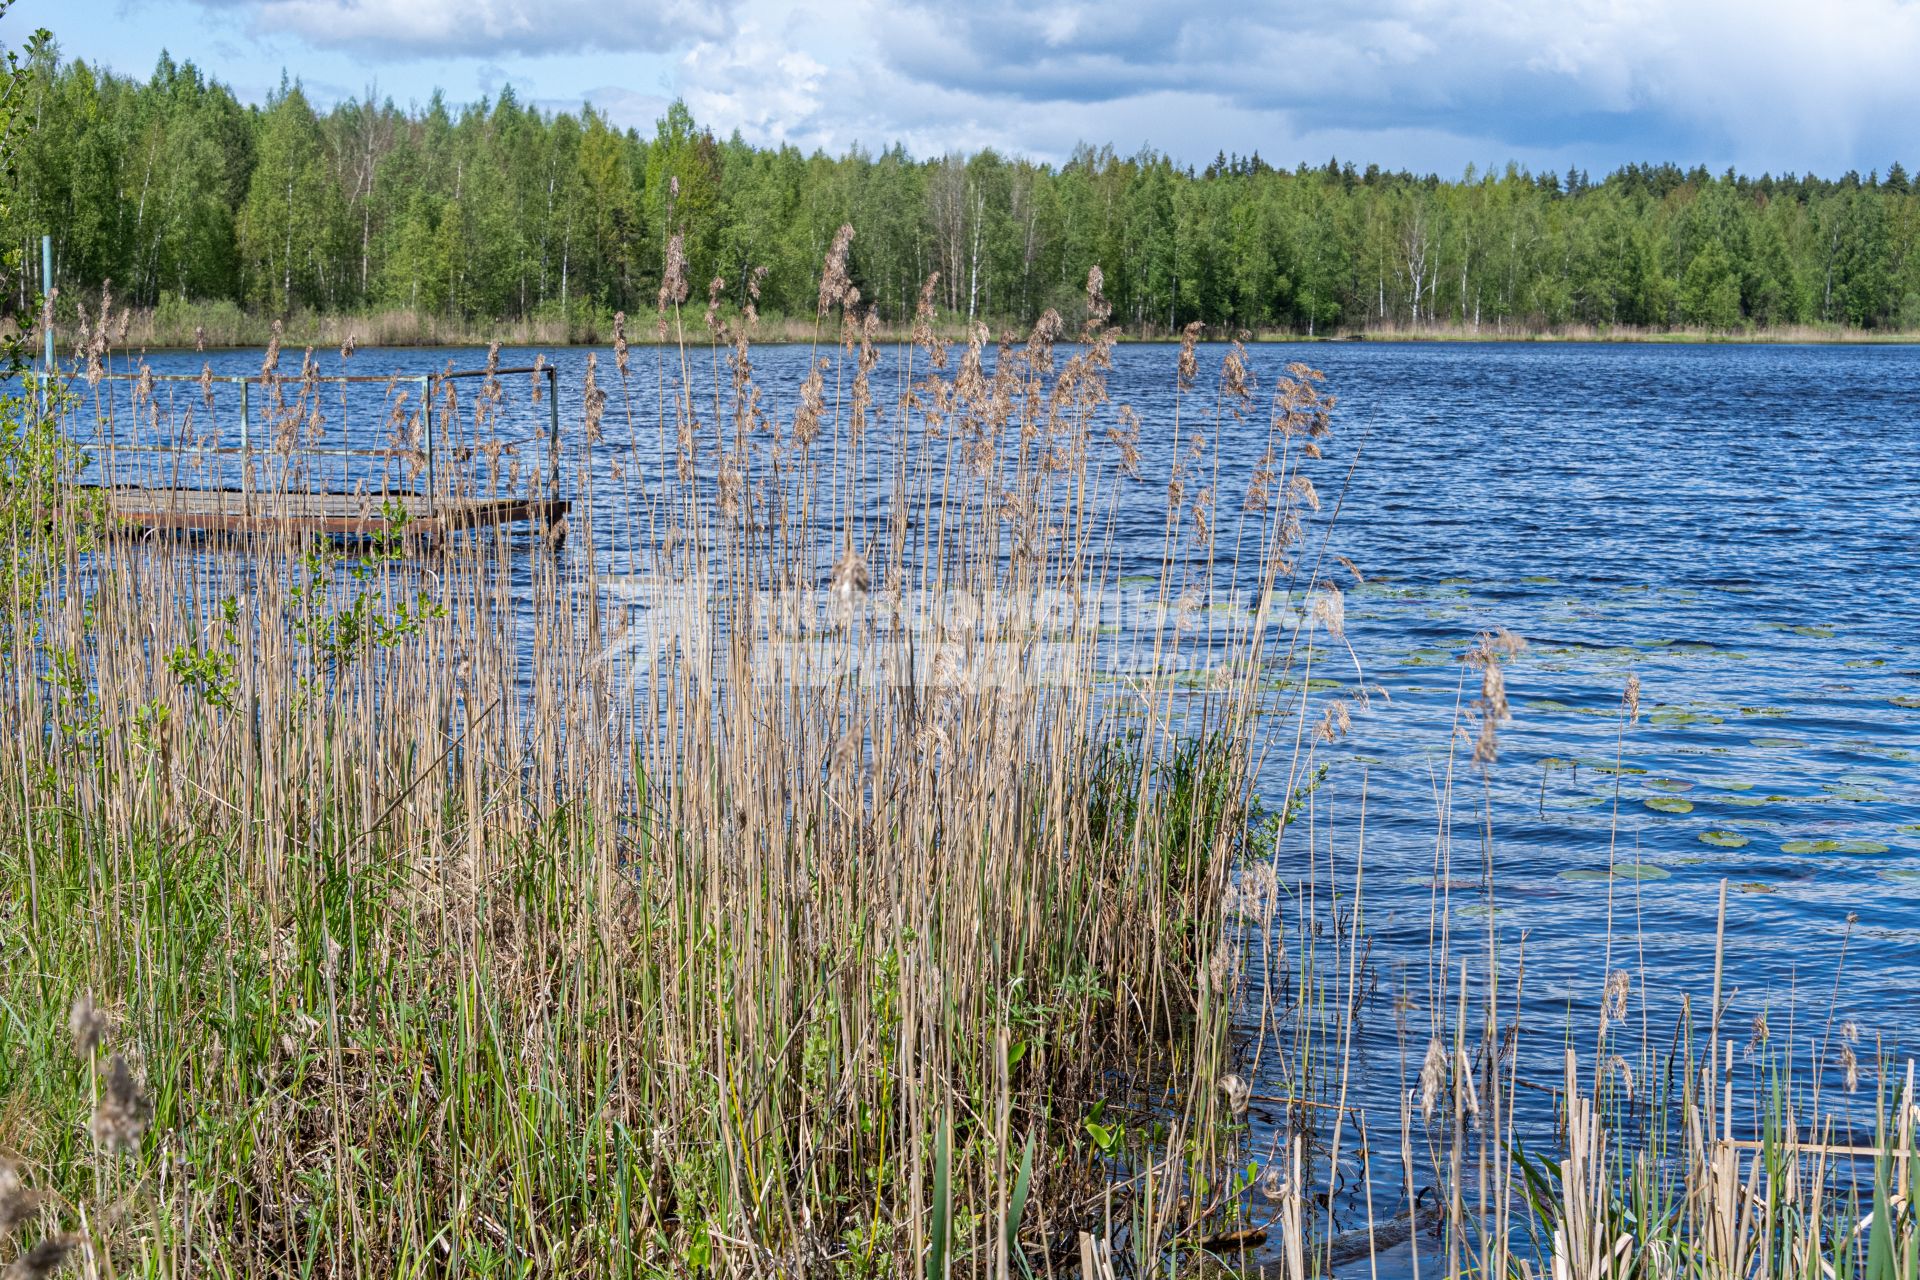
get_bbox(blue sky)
[14,0,1920,177]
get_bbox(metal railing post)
[238,379,252,518]
[39,236,52,419]
[546,365,560,499]
[422,375,436,520]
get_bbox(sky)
[14,0,1920,178]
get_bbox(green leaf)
[1005,1130,1036,1278]
[927,1111,952,1280]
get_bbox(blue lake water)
[76,339,1920,1263]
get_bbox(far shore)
[31,306,1920,354]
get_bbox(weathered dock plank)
[85,485,568,542]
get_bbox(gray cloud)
[186,0,740,58]
[861,0,1920,172]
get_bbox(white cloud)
[677,21,827,144]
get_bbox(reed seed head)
[658,234,689,313]
[67,994,105,1061]
[829,548,871,601]
[2,1236,75,1280]
[0,1161,40,1239]
[1219,1073,1251,1121]
[817,224,855,316]
[1418,1037,1446,1121]
[89,1055,152,1154]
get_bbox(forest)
[13,43,1920,340]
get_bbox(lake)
[82,338,1920,1266]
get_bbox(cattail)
[817,224,854,315]
[1418,1037,1447,1121]
[89,1054,152,1154]
[193,324,206,353]
[1624,673,1641,723]
[3,1236,75,1280]
[340,333,357,360]
[612,311,629,377]
[1750,1010,1770,1046]
[531,352,547,404]
[1219,1073,1251,1121]
[68,993,105,1061]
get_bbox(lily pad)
[1560,863,1671,882]
[1646,778,1694,792]
[1545,794,1610,810]
[1791,625,1836,638]
[1891,696,1920,710]
[1734,881,1777,894]
[1700,779,1755,791]
[1644,796,1695,814]
[1882,869,1920,883]
[1651,707,1724,727]
[1843,658,1886,669]
[1750,736,1806,749]
[1779,838,1891,855]
[1822,783,1889,803]
[1699,830,1751,848]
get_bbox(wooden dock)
[87,485,569,543]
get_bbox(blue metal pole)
[39,235,52,416]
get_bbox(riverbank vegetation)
[15,44,1920,343]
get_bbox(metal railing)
[74,364,564,520]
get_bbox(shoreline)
[30,303,1920,354]
[49,324,1920,355]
